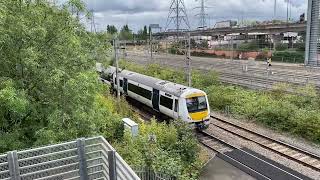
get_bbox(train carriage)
[103,66,210,129]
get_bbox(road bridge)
[154,22,306,37]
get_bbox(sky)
[58,0,308,32]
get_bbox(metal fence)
[134,167,176,180]
[0,136,140,180]
[305,0,320,66]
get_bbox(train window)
[160,95,173,110]
[174,99,178,112]
[128,83,152,100]
[186,96,208,113]
[101,73,112,81]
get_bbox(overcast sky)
[59,0,307,32]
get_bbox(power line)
[90,10,97,33]
[274,0,277,19]
[194,0,209,30]
[165,0,190,34]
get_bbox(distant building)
[214,20,237,29]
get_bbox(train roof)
[119,68,193,97]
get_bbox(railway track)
[197,130,235,153]
[127,54,320,90]
[198,130,309,180]
[210,115,320,172]
[125,96,317,178]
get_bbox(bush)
[294,43,305,52]
[192,71,219,89]
[275,43,288,51]
[115,120,201,179]
[169,47,178,54]
[291,109,320,143]
[255,100,298,131]
[237,41,260,51]
[272,51,305,63]
[206,85,237,111]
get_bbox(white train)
[100,66,210,129]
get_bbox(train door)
[123,78,128,94]
[152,89,160,111]
[173,99,179,119]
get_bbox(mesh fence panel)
[306,0,320,66]
[0,136,140,180]
[0,154,9,180]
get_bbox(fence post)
[108,150,117,180]
[7,151,20,180]
[77,138,89,180]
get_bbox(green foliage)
[35,72,123,145]
[136,25,149,41]
[115,120,201,179]
[272,51,305,63]
[169,47,178,54]
[237,41,260,51]
[192,71,219,89]
[0,79,30,152]
[294,43,305,52]
[0,0,114,152]
[122,62,320,144]
[120,62,186,85]
[107,25,118,35]
[119,24,133,40]
[0,1,203,178]
[291,109,320,142]
[275,43,288,51]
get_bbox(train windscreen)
[186,96,208,113]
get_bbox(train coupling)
[195,119,210,130]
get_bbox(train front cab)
[182,92,210,129]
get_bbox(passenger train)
[98,65,210,129]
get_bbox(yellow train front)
[101,66,211,129]
[179,90,211,129]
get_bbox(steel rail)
[211,115,320,172]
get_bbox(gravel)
[208,111,320,179]
[212,112,320,156]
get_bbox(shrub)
[275,43,288,51]
[272,51,305,63]
[192,71,219,89]
[115,120,201,179]
[294,43,305,52]
[255,100,298,131]
[233,91,271,120]
[169,47,178,54]
[206,85,237,111]
[237,41,260,51]
[291,109,320,143]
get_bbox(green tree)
[143,25,148,39]
[0,0,114,152]
[136,25,149,41]
[107,25,118,34]
[119,24,133,40]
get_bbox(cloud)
[59,0,308,32]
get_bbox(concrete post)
[7,151,20,180]
[77,138,88,180]
[108,150,117,180]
